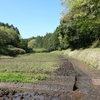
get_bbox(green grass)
[0,73,48,82]
[0,73,36,82]
[33,48,48,53]
[0,55,14,59]
[33,74,47,80]
[51,50,63,54]
[0,53,60,82]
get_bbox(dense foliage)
[0,22,20,46]
[28,0,100,51]
[60,0,100,49]
[0,22,31,56]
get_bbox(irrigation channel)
[0,55,100,100]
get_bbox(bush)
[9,48,26,56]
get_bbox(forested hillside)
[1,0,100,55]
[61,0,100,49]
[0,22,31,56]
[28,0,100,51]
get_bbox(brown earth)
[0,55,100,100]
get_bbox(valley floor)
[0,52,100,100]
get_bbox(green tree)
[61,0,100,49]
[28,39,36,49]
[35,36,43,48]
[42,33,52,49]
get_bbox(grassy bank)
[63,48,100,70]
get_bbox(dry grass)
[63,48,100,70]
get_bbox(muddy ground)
[0,55,100,100]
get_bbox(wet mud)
[0,88,87,100]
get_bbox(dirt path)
[69,57,100,99]
[69,57,100,77]
[0,55,100,100]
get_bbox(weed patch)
[0,73,37,82]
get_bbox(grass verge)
[63,48,100,70]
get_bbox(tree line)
[28,0,100,51]
[0,22,31,56]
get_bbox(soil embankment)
[63,48,100,70]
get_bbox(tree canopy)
[0,22,31,56]
[60,0,100,49]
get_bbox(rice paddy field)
[0,53,60,82]
[0,52,100,100]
